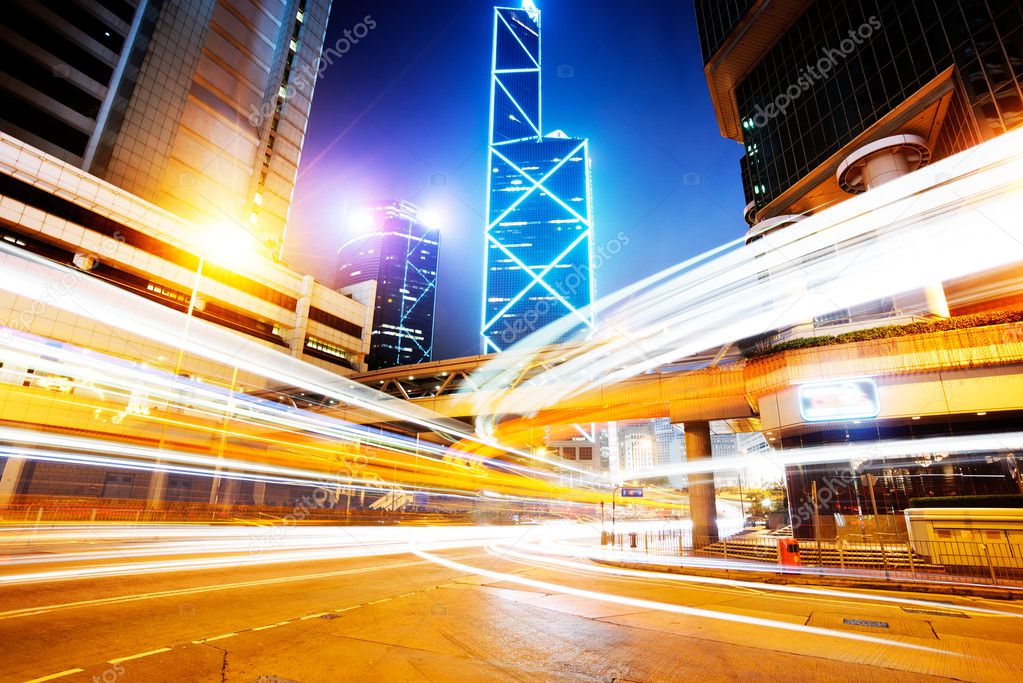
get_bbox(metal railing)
[603,529,1023,587]
[0,497,472,526]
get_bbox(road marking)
[193,633,236,644]
[367,597,391,605]
[335,605,359,612]
[251,624,279,631]
[108,647,171,664]
[300,612,328,620]
[0,558,442,621]
[23,670,84,683]
[397,592,416,598]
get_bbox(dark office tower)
[694,0,1023,541]
[481,1,596,353]
[696,0,1023,322]
[0,0,331,258]
[334,201,439,371]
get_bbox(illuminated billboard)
[797,378,880,422]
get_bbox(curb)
[592,558,1023,601]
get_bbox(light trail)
[485,541,1023,617]
[0,524,595,586]
[621,431,1023,480]
[411,547,949,653]
[468,125,1023,431]
[0,243,610,487]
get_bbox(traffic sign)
[620,487,644,498]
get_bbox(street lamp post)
[149,224,258,510]
[611,485,621,540]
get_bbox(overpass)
[350,320,1023,546]
[349,320,1023,439]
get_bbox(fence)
[602,529,1023,587]
[0,497,471,526]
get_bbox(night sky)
[286,0,746,360]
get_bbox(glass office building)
[335,201,439,371]
[695,0,1023,539]
[696,0,1023,220]
[482,2,595,353]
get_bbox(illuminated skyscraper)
[335,201,439,370]
[482,1,595,353]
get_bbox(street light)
[172,222,260,376]
[148,221,260,510]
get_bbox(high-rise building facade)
[335,201,439,371]
[0,1,372,507]
[482,1,595,353]
[697,0,1023,317]
[0,0,329,258]
[694,0,1023,538]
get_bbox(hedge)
[908,494,1023,509]
[747,310,1023,359]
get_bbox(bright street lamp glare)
[203,222,259,267]
[351,211,376,233]
[418,208,442,230]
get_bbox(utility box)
[778,539,802,566]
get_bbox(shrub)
[908,494,1023,509]
[746,310,1023,359]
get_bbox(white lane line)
[397,592,416,598]
[335,605,359,612]
[300,612,328,620]
[192,633,236,644]
[23,670,84,683]
[367,597,391,605]
[108,647,171,664]
[251,624,279,631]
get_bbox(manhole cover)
[842,618,889,629]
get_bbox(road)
[1,524,1021,682]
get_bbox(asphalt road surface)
[1,525,1022,682]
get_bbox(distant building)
[600,419,686,488]
[481,2,595,352]
[335,201,439,370]
[547,438,600,475]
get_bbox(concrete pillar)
[219,476,239,507]
[837,134,948,319]
[684,421,718,548]
[606,421,621,482]
[253,481,267,506]
[284,274,315,358]
[146,471,167,508]
[0,457,27,507]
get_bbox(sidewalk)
[592,554,1023,601]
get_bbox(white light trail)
[412,548,947,653]
[469,126,1023,425]
[486,541,1022,617]
[620,431,1023,480]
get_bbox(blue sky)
[287,0,746,360]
